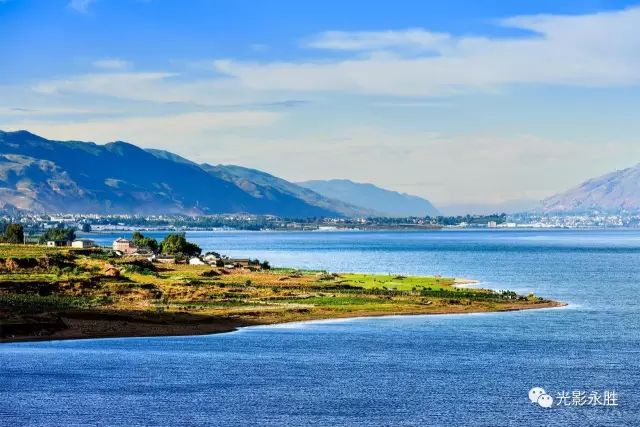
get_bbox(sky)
[2,0,640,213]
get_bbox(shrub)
[2,224,24,243]
[159,233,201,257]
[39,226,76,243]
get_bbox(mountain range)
[542,164,640,213]
[0,130,437,217]
[5,130,640,217]
[298,179,440,217]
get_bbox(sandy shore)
[0,299,565,344]
[453,278,481,288]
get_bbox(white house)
[72,239,95,248]
[189,257,206,265]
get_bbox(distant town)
[2,211,640,233]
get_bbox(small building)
[154,255,176,264]
[112,238,137,254]
[71,239,95,248]
[227,258,252,268]
[189,257,206,265]
[203,254,221,264]
[487,221,498,228]
[46,240,68,247]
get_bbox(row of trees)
[40,227,76,243]
[132,232,201,257]
[0,223,78,244]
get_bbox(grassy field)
[0,243,75,258]
[338,273,454,291]
[0,244,561,341]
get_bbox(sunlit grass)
[1,244,554,334]
[338,273,454,291]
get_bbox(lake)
[1,230,638,426]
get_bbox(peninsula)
[0,244,562,342]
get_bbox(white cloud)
[4,111,282,147]
[92,58,131,70]
[306,29,452,52]
[212,7,640,96]
[29,70,263,107]
[0,106,109,116]
[27,7,640,104]
[68,0,96,14]
[32,72,178,99]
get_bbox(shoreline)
[1,299,565,344]
[0,244,565,344]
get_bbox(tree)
[159,233,201,257]
[3,223,24,243]
[40,226,76,243]
[81,223,92,233]
[131,231,159,253]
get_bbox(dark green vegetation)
[130,232,202,256]
[0,244,561,342]
[0,223,24,243]
[158,233,201,256]
[39,226,76,243]
[131,231,159,252]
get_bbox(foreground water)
[2,230,639,426]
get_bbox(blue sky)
[2,0,640,212]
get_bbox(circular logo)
[529,387,546,403]
[537,394,554,408]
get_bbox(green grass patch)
[337,273,454,292]
[0,244,73,258]
[0,294,93,312]
[274,296,393,306]
[172,299,260,308]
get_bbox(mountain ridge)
[0,130,350,216]
[201,165,372,217]
[298,179,440,217]
[542,164,640,213]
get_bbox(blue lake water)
[1,230,639,426]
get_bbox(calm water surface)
[1,230,639,426]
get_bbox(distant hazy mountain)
[0,130,355,217]
[298,179,439,217]
[542,164,640,213]
[201,165,371,217]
